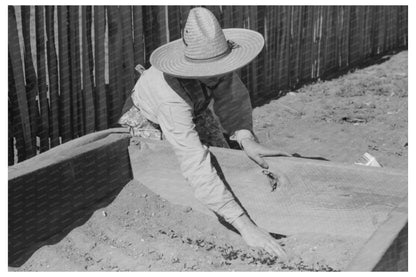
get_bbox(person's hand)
[233,214,288,260]
[241,139,291,169]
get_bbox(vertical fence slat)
[349,6,364,67]
[21,6,39,153]
[9,52,25,163]
[280,6,291,89]
[69,6,83,137]
[94,6,107,131]
[107,6,123,126]
[86,7,95,78]
[311,6,320,79]
[222,6,233,28]
[264,6,273,92]
[133,6,145,69]
[120,6,135,98]
[378,7,386,54]
[248,6,259,101]
[341,6,350,69]
[275,6,283,91]
[370,7,379,55]
[9,6,34,160]
[239,7,249,88]
[399,6,408,46]
[143,6,167,67]
[36,6,50,152]
[254,6,265,103]
[289,6,302,87]
[156,6,168,45]
[300,6,313,82]
[317,6,327,78]
[363,6,371,58]
[390,7,398,51]
[81,6,95,134]
[58,6,72,142]
[8,96,14,165]
[326,6,339,77]
[168,6,181,41]
[142,6,153,67]
[46,6,60,147]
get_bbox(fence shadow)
[252,47,406,109]
[9,188,126,267]
[8,135,132,267]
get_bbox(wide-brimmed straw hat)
[149,7,264,79]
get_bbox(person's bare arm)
[233,214,287,259]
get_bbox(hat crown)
[183,7,229,61]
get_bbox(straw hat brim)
[149,28,264,79]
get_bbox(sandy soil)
[254,51,407,170]
[11,51,407,271]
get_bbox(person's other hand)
[233,214,287,260]
[241,139,291,169]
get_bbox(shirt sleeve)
[156,101,245,223]
[211,72,254,136]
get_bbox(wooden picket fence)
[8,6,408,165]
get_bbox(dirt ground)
[254,51,407,170]
[11,51,407,271]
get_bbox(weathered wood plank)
[133,6,145,70]
[278,6,291,89]
[120,6,135,99]
[35,6,50,152]
[253,6,265,103]
[107,6,124,126]
[289,6,302,87]
[340,6,350,69]
[57,6,73,143]
[9,52,25,163]
[9,96,14,165]
[167,6,181,41]
[155,6,168,46]
[222,5,233,28]
[45,6,60,147]
[81,6,95,134]
[21,6,39,152]
[94,6,107,131]
[318,6,328,78]
[69,6,83,137]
